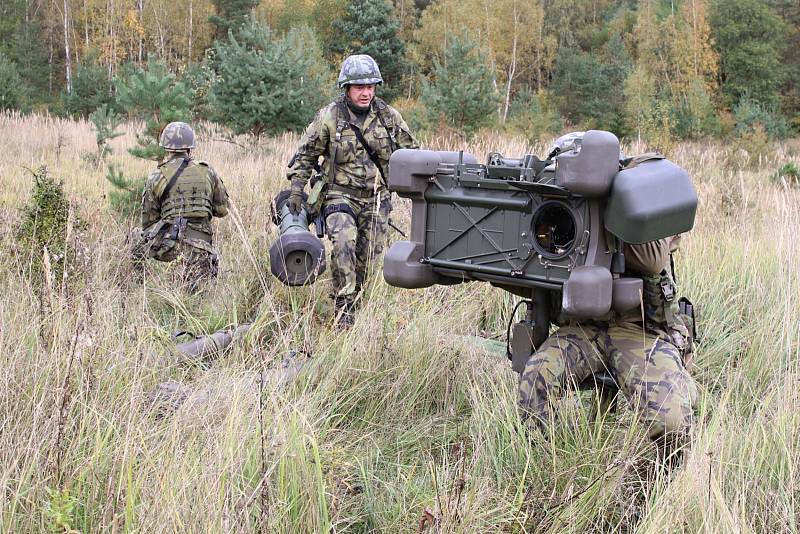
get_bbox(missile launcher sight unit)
[383,130,697,371]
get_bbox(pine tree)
[421,34,498,137]
[62,53,114,118]
[0,0,50,107]
[107,62,192,217]
[209,0,260,40]
[209,23,331,139]
[83,105,123,168]
[115,61,192,162]
[549,41,630,132]
[330,0,405,101]
[0,52,24,111]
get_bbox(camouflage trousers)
[131,232,219,293]
[518,322,697,440]
[323,191,390,304]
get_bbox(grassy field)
[0,112,798,533]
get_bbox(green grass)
[0,112,798,532]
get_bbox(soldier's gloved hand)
[286,181,303,215]
[287,189,303,215]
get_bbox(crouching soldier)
[131,121,229,293]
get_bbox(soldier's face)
[346,84,376,107]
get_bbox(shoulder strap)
[159,157,190,203]
[324,100,348,185]
[374,98,398,153]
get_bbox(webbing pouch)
[307,180,327,215]
[678,296,697,341]
[170,217,188,241]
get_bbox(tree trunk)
[137,0,144,62]
[502,0,519,123]
[49,31,55,96]
[109,0,117,76]
[83,0,89,46]
[188,0,194,61]
[62,0,72,93]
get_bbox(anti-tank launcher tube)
[269,189,327,286]
[173,323,253,366]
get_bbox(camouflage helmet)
[337,54,383,88]
[159,122,195,151]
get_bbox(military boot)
[334,297,356,329]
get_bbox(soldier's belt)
[328,183,382,199]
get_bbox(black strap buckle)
[660,279,675,302]
[170,217,188,241]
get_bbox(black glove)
[287,189,303,215]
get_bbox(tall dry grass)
[0,111,798,533]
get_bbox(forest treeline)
[1,0,798,147]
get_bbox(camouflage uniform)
[288,58,418,314]
[518,237,698,441]
[132,140,229,292]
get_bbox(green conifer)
[209,0,260,40]
[106,62,192,217]
[209,23,331,139]
[83,105,123,168]
[329,0,405,101]
[0,53,24,111]
[421,34,498,137]
[62,52,113,118]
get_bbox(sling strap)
[348,121,388,186]
[159,157,191,203]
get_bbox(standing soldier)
[287,54,418,327]
[132,121,229,293]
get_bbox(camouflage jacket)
[141,155,229,236]
[619,237,692,350]
[287,95,418,193]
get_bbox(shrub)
[16,167,85,292]
[733,96,790,140]
[772,161,800,188]
[506,89,564,143]
[672,79,720,139]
